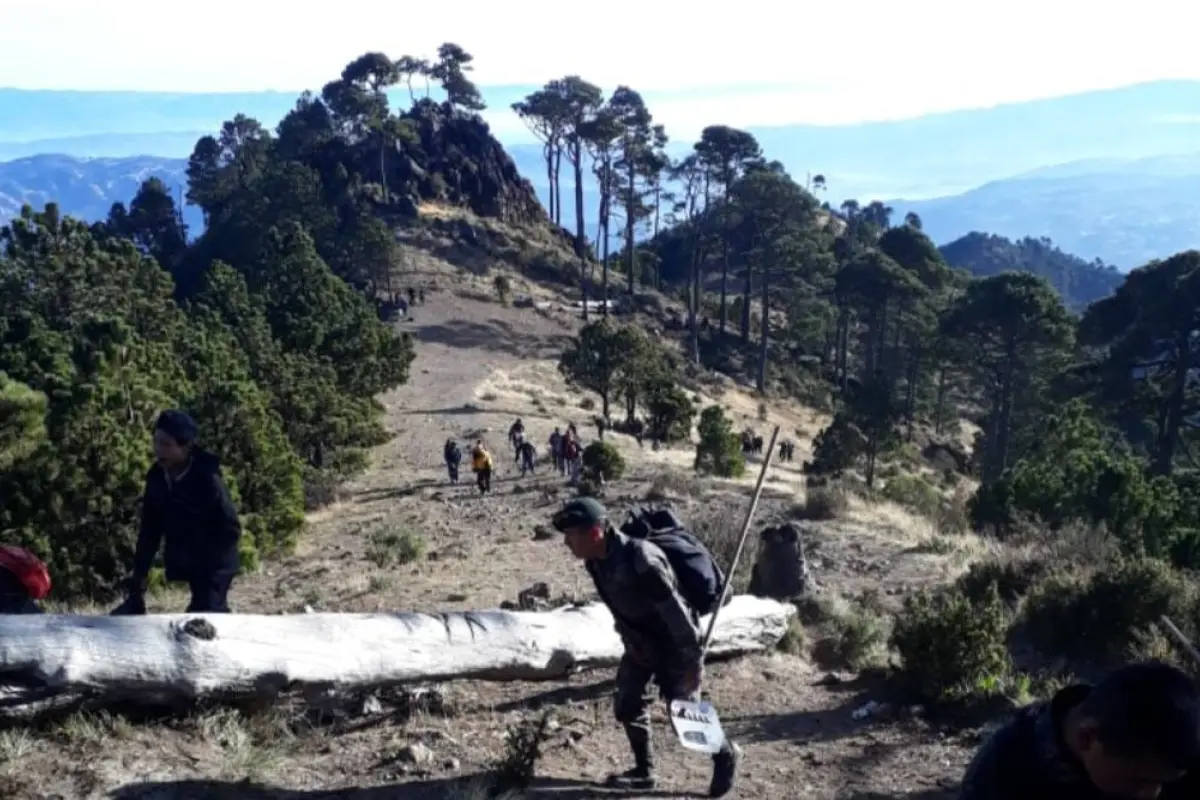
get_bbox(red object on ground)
[0,545,52,599]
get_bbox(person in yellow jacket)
[471,440,494,494]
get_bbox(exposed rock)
[749,523,810,600]
[921,439,971,474]
[396,100,546,228]
[516,581,552,610]
[398,741,434,765]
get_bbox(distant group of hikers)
[8,409,1200,800]
[441,437,496,494]
[441,417,593,495]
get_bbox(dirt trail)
[12,279,981,799]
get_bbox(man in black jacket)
[959,660,1200,800]
[552,498,740,798]
[116,410,242,614]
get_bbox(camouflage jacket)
[586,529,701,668]
[959,684,1199,800]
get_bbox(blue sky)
[5,0,1200,142]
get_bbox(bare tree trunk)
[625,169,637,295]
[601,166,611,317]
[1155,334,1191,475]
[545,143,556,222]
[553,146,563,227]
[720,239,729,335]
[0,598,796,720]
[572,145,588,321]
[757,263,770,393]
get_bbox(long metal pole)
[699,424,781,657]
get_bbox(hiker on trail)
[629,418,645,448]
[0,545,50,614]
[596,416,607,440]
[550,499,740,798]
[418,288,426,304]
[516,439,537,477]
[509,418,525,452]
[563,434,582,483]
[960,660,1200,800]
[111,411,242,615]
[548,428,563,473]
[407,287,416,305]
[397,295,409,318]
[471,440,494,494]
[444,438,462,484]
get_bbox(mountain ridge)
[0,148,1187,279]
[889,152,1200,268]
[8,79,1200,199]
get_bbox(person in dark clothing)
[444,439,462,484]
[630,418,645,448]
[407,287,416,305]
[548,428,563,473]
[113,410,242,615]
[959,660,1200,800]
[552,498,740,798]
[516,439,536,477]
[0,545,50,614]
[508,418,525,452]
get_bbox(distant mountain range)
[5,80,1200,269]
[890,152,1200,269]
[0,152,1133,309]
[8,80,1200,198]
[0,154,200,232]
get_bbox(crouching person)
[959,660,1200,800]
[0,545,51,614]
[551,498,740,798]
[112,410,242,615]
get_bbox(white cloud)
[4,0,1200,132]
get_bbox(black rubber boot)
[605,767,656,791]
[709,741,742,798]
[606,725,656,790]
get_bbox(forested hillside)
[5,41,1200,669]
[938,231,1124,308]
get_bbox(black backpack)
[619,506,728,616]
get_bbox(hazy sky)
[5,0,1200,140]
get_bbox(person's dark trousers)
[186,574,234,613]
[477,468,492,494]
[447,463,459,483]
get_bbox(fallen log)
[0,595,794,720]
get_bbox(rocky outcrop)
[749,523,811,600]
[395,100,547,228]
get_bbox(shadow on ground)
[845,791,956,800]
[414,319,571,359]
[492,677,618,713]
[724,688,876,746]
[108,776,688,799]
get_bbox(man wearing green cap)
[552,497,740,798]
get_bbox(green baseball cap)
[551,497,608,532]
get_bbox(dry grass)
[0,729,36,776]
[193,708,298,782]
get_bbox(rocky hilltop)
[394,99,546,227]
